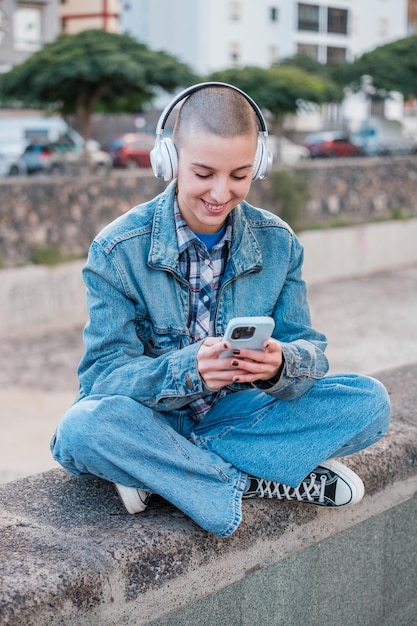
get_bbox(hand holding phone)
[219,316,275,359]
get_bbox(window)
[328,8,348,34]
[297,42,319,61]
[378,17,389,36]
[269,45,279,64]
[270,6,279,22]
[298,3,319,32]
[229,1,241,21]
[14,7,42,52]
[230,41,240,65]
[0,8,8,44]
[327,46,346,64]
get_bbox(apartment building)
[119,0,409,74]
[0,0,412,133]
[1,1,410,76]
[409,0,417,32]
[0,0,59,73]
[0,0,123,74]
[60,0,121,34]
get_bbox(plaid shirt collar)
[174,199,232,254]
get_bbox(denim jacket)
[77,180,329,413]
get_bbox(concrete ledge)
[1,363,417,625]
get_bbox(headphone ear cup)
[252,138,273,181]
[252,140,263,180]
[150,137,178,181]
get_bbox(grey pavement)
[1,264,416,483]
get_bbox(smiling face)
[172,85,261,234]
[176,130,257,234]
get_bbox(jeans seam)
[193,404,275,447]
[216,471,246,538]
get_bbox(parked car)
[351,116,417,156]
[57,138,112,172]
[20,143,57,174]
[21,137,111,174]
[0,116,85,163]
[104,133,155,168]
[267,136,310,165]
[303,131,363,158]
[0,143,27,177]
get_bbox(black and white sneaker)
[243,460,364,507]
[115,483,152,514]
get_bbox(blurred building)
[60,0,121,34]
[1,1,412,76]
[409,0,417,32]
[1,0,414,136]
[119,0,409,74]
[0,0,60,73]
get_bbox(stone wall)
[305,155,417,222]
[248,154,417,227]
[0,171,166,267]
[1,156,417,267]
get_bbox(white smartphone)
[219,316,275,359]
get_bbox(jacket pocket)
[135,316,190,356]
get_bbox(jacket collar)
[148,181,180,271]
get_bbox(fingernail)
[224,342,228,349]
[232,349,240,355]
[232,360,239,367]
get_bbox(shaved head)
[173,86,259,150]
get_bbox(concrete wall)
[299,218,417,284]
[1,155,417,268]
[1,219,416,339]
[0,260,86,338]
[150,495,417,626]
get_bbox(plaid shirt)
[175,202,232,420]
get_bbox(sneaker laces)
[247,472,328,503]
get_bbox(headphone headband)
[150,81,272,181]
[155,81,268,138]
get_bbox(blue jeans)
[51,373,390,538]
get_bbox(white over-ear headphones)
[150,82,273,182]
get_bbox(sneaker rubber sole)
[114,483,152,514]
[320,459,365,506]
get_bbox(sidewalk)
[1,264,416,483]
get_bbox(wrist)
[269,358,285,384]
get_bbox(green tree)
[329,34,417,99]
[0,29,198,138]
[208,65,342,134]
[280,52,329,78]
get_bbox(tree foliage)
[280,52,329,78]
[208,64,342,132]
[328,35,417,99]
[0,29,198,138]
